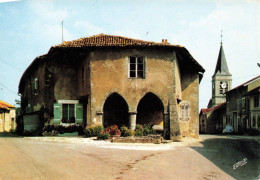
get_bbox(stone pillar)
[163,110,170,139]
[169,98,181,140]
[95,111,103,125]
[129,112,137,130]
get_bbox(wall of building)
[89,48,175,127]
[181,72,200,137]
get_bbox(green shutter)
[76,103,83,124]
[54,103,61,124]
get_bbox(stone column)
[129,112,137,130]
[95,111,103,125]
[163,110,170,138]
[169,98,181,140]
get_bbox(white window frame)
[128,56,145,78]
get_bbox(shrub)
[120,126,135,137]
[85,127,94,137]
[136,124,143,130]
[135,124,156,136]
[105,125,121,136]
[135,129,143,137]
[97,131,110,140]
[85,125,104,137]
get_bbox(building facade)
[226,76,260,133]
[0,100,16,132]
[19,34,205,139]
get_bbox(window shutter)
[53,103,61,124]
[76,103,83,124]
[187,104,191,120]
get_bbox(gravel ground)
[24,136,203,151]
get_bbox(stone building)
[19,34,205,139]
[199,103,226,134]
[0,100,16,132]
[225,75,260,133]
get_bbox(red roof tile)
[53,34,182,48]
[0,100,15,110]
[201,102,226,114]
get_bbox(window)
[129,57,144,78]
[53,100,83,125]
[252,116,256,127]
[62,104,75,123]
[180,102,190,121]
[258,116,260,128]
[32,78,38,95]
[254,95,259,107]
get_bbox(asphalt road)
[0,134,259,180]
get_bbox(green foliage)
[136,124,143,130]
[135,124,156,137]
[120,126,135,137]
[85,125,104,137]
[97,132,110,140]
[135,129,143,136]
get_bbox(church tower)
[211,40,232,107]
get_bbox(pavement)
[0,134,259,180]
[24,136,203,151]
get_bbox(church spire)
[213,31,231,76]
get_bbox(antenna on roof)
[61,20,64,43]
[221,30,223,45]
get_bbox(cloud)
[29,0,68,23]
[74,21,105,37]
[0,0,20,2]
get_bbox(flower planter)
[110,135,121,139]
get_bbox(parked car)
[223,124,234,134]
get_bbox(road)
[0,134,259,180]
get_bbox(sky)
[0,0,259,109]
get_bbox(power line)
[0,58,22,72]
[0,82,17,95]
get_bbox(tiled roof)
[227,75,260,93]
[0,100,15,110]
[53,34,182,48]
[201,102,226,114]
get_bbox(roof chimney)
[162,39,165,43]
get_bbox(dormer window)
[129,57,145,78]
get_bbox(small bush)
[136,124,143,130]
[135,129,143,137]
[126,129,135,136]
[85,125,104,137]
[97,131,110,140]
[120,126,135,137]
[105,125,121,136]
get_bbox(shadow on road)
[190,137,260,180]
[0,132,23,138]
